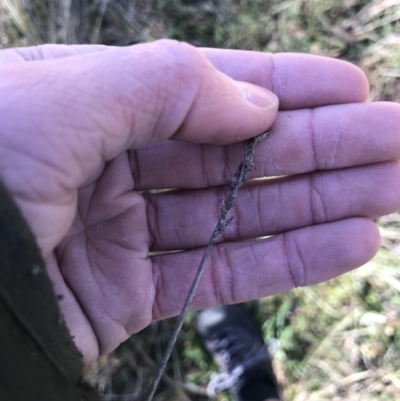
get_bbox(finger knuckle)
[151,39,210,85]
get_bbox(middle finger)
[145,161,400,251]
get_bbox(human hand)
[0,41,399,363]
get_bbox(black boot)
[196,304,281,401]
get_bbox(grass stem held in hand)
[144,129,272,401]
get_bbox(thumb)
[0,39,278,171]
[0,40,278,254]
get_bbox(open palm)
[1,40,399,363]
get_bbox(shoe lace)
[207,365,244,397]
[206,330,269,397]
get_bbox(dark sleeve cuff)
[0,180,102,401]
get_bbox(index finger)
[201,49,369,109]
[1,44,368,110]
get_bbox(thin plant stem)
[144,129,272,401]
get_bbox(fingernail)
[234,81,279,109]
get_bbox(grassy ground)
[1,1,400,400]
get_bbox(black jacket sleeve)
[0,180,102,401]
